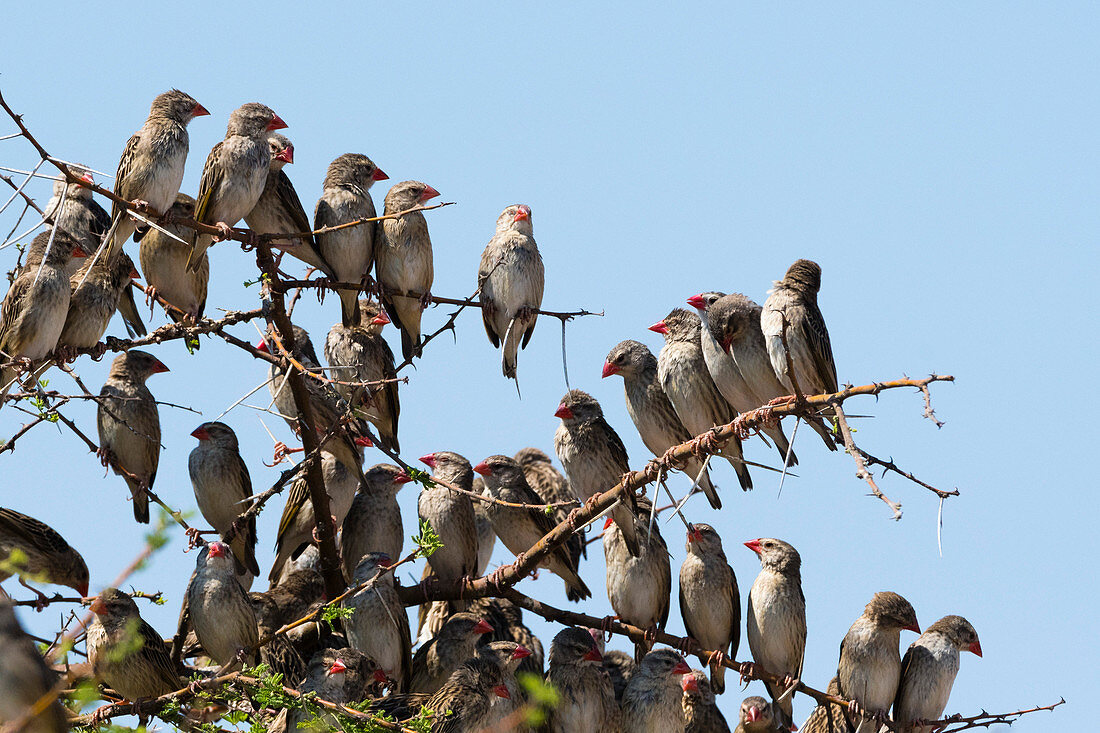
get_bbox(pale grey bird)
[620,649,692,733]
[545,626,619,733]
[652,308,751,493]
[603,339,720,506]
[732,695,776,733]
[760,259,838,398]
[470,596,545,678]
[188,102,287,270]
[87,588,181,701]
[679,523,739,694]
[745,538,806,730]
[553,389,641,556]
[477,204,544,379]
[314,153,388,326]
[0,601,68,733]
[682,671,732,733]
[603,500,671,662]
[58,251,143,350]
[377,180,441,361]
[891,616,981,733]
[139,193,208,323]
[188,422,260,583]
[471,641,532,724]
[343,552,412,691]
[410,612,493,695]
[515,446,584,563]
[417,451,479,590]
[280,648,381,732]
[96,350,167,524]
[105,89,208,261]
[340,463,409,580]
[185,542,258,667]
[43,166,106,271]
[0,507,88,598]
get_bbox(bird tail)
[339,290,361,328]
[559,563,591,602]
[118,283,148,337]
[501,315,522,379]
[127,478,150,524]
[185,236,208,272]
[808,415,839,450]
[710,659,726,694]
[721,439,754,491]
[384,295,423,362]
[614,506,642,557]
[766,425,798,467]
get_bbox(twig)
[833,403,902,519]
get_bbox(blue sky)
[1,2,1095,727]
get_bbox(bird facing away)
[682,670,733,733]
[0,507,88,598]
[0,600,69,733]
[891,615,981,733]
[760,259,838,397]
[620,649,692,733]
[515,446,584,564]
[87,587,181,701]
[139,193,209,323]
[679,523,740,694]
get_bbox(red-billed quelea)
[314,153,388,326]
[472,641,532,724]
[43,166,106,271]
[139,193,208,323]
[603,339,720,508]
[553,389,641,556]
[410,612,493,694]
[679,523,740,693]
[58,251,143,351]
[604,499,671,662]
[377,180,441,361]
[418,452,478,596]
[343,552,412,691]
[745,538,806,730]
[652,308,750,494]
[689,292,796,464]
[189,422,260,585]
[97,350,167,524]
[422,653,510,732]
[682,671,732,733]
[733,695,777,733]
[470,596,545,678]
[188,102,287,270]
[279,647,381,733]
[340,463,409,580]
[87,587,181,700]
[325,299,400,452]
[889,615,980,733]
[621,649,692,733]
[474,455,591,601]
[185,542,258,668]
[515,446,584,564]
[0,601,68,733]
[0,508,88,599]
[477,204,544,380]
[545,626,619,733]
[836,592,920,733]
[604,648,636,703]
[760,259,838,398]
[250,592,306,686]
[105,89,208,261]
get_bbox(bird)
[468,641,532,724]
[732,695,776,733]
[468,596,545,678]
[324,299,400,452]
[86,587,181,701]
[42,166,106,268]
[245,133,334,278]
[473,454,591,601]
[620,649,692,733]
[0,507,88,600]
[836,591,920,733]
[188,421,260,585]
[96,350,167,523]
[188,102,287,270]
[104,89,209,261]
[760,259,838,398]
[604,648,636,704]
[604,499,671,662]
[0,600,68,733]
[139,193,208,324]
[377,180,441,360]
[682,671,732,733]
[339,463,410,580]
[420,652,511,732]
[545,626,619,733]
[515,446,584,564]
[410,612,493,694]
[689,292,796,464]
[58,250,144,351]
[679,523,740,693]
[278,647,381,733]
[745,538,806,730]
[0,230,83,398]
[702,291,836,451]
[800,677,853,733]
[250,592,306,686]
[343,552,412,691]
[553,388,641,556]
[890,615,981,733]
[477,204,544,380]
[185,542,258,668]
[603,339,720,506]
[417,451,479,595]
[652,308,751,494]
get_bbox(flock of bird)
[0,89,981,733]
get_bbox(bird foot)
[583,492,604,511]
[184,527,205,551]
[737,661,756,686]
[643,624,659,645]
[707,648,728,670]
[565,506,583,529]
[311,515,338,544]
[314,277,329,305]
[516,305,538,322]
[96,446,115,469]
[267,441,303,466]
[212,222,233,242]
[130,199,150,213]
[600,614,618,642]
[487,564,511,592]
[418,290,432,310]
[53,344,77,364]
[847,700,865,719]
[17,579,49,612]
[678,636,697,656]
[88,342,108,361]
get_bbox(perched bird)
[422,653,511,732]
[58,252,143,352]
[682,671,732,733]
[732,695,776,733]
[800,678,853,733]
[679,523,740,693]
[139,193,208,323]
[324,299,400,452]
[470,596,545,678]
[652,308,750,494]
[314,153,388,327]
[245,134,334,277]
[891,616,981,733]
[410,612,493,694]
[185,542,258,667]
[343,553,412,691]
[603,340,719,505]
[0,507,88,598]
[188,102,287,270]
[545,626,619,733]
[702,292,835,451]
[620,649,692,733]
[87,587,181,700]
[515,446,584,563]
[96,350,167,523]
[417,452,479,592]
[745,538,806,730]
[836,592,920,733]
[0,230,83,396]
[377,180,441,360]
[105,89,209,261]
[339,463,409,579]
[604,648,636,703]
[603,501,671,662]
[477,204,544,380]
[760,259,838,397]
[279,647,380,733]
[689,292,795,464]
[553,389,640,556]
[43,166,107,270]
[0,601,68,733]
[188,422,260,583]
[250,592,306,686]
[474,455,591,601]
[470,641,532,723]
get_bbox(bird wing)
[111,133,142,222]
[275,477,310,550]
[138,617,183,690]
[0,507,59,553]
[477,241,501,347]
[800,305,838,394]
[234,451,261,576]
[726,561,741,654]
[519,247,545,349]
[273,172,313,237]
[0,276,31,347]
[89,199,111,247]
[117,284,148,337]
[192,142,226,236]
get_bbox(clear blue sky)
[2,3,1095,727]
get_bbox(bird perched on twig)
[410,612,493,695]
[185,542,258,668]
[604,498,671,662]
[732,695,777,733]
[0,600,68,733]
[0,508,88,600]
[139,193,208,324]
[682,671,732,733]
[340,463,409,579]
[890,615,981,733]
[343,552,412,692]
[760,259,838,399]
[515,446,583,565]
[417,452,478,602]
[621,649,692,732]
[87,587,181,701]
[58,251,144,351]
[679,523,739,694]
[800,677,853,733]
[545,625,619,733]
[42,166,106,269]
[420,652,512,732]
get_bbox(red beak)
[275,145,294,164]
[393,472,413,484]
[905,621,921,634]
[354,436,373,447]
[70,248,88,259]
[208,543,225,558]
[89,597,107,616]
[744,539,763,555]
[687,525,703,543]
[419,453,437,468]
[191,103,210,118]
[601,361,619,379]
[968,640,983,657]
[493,684,511,699]
[373,669,388,683]
[513,205,530,222]
[473,461,491,477]
[671,660,691,676]
[129,267,140,279]
[266,113,288,131]
[554,404,573,420]
[686,294,706,310]
[603,516,614,530]
[377,555,393,568]
[473,619,493,635]
[151,360,170,374]
[77,582,89,597]
[681,673,700,693]
[721,336,734,355]
[746,706,761,722]
[80,172,94,184]
[256,340,270,353]
[648,321,669,335]
[583,646,603,662]
[191,426,210,440]
[512,646,532,660]
[372,167,389,181]
[328,660,347,675]
[419,185,440,202]
[371,310,391,326]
